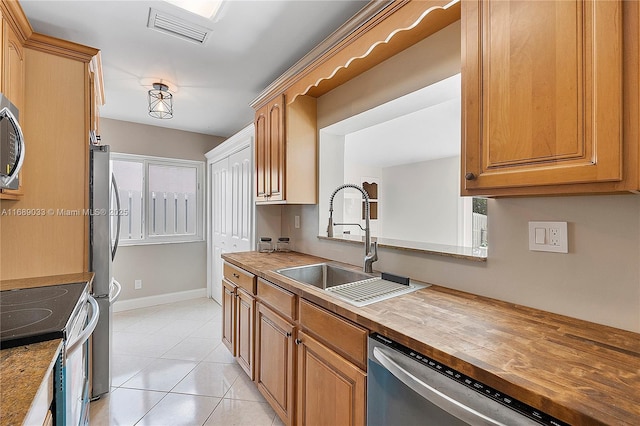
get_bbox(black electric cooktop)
[0,282,87,349]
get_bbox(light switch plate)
[528,221,568,253]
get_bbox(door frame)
[205,124,255,302]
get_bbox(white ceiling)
[20,0,368,137]
[322,73,461,168]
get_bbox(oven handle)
[67,296,100,355]
[372,346,506,426]
[109,279,122,304]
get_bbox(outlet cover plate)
[528,221,568,253]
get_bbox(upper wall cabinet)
[254,94,317,204]
[461,0,632,196]
[2,11,24,113]
[255,94,285,202]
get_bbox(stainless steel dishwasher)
[367,333,569,426]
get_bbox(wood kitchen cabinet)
[255,301,296,426]
[222,262,256,379]
[222,263,368,426]
[296,299,367,426]
[255,94,284,202]
[296,330,366,426]
[461,0,626,196]
[222,279,236,354]
[0,9,101,279]
[255,278,297,425]
[253,94,317,204]
[236,287,255,379]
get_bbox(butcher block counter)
[222,251,640,426]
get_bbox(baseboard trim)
[113,288,208,312]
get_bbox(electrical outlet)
[294,215,300,229]
[549,227,561,246]
[135,279,142,290]
[528,222,568,253]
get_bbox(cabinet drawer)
[257,278,296,321]
[224,263,255,294]
[298,299,368,369]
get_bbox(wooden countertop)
[0,272,94,425]
[223,251,640,426]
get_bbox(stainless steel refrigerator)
[89,144,122,399]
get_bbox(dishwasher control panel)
[370,333,569,426]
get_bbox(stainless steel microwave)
[0,93,25,190]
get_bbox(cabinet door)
[254,94,285,202]
[255,302,295,426]
[462,0,622,194]
[255,105,269,201]
[236,287,255,379]
[296,331,366,426]
[222,279,236,355]
[3,19,25,113]
[267,95,285,201]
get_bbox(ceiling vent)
[147,8,212,44]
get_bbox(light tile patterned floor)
[90,298,281,426]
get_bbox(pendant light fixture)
[148,82,173,119]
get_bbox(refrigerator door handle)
[109,279,122,304]
[111,173,121,261]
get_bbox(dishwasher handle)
[66,296,100,355]
[373,346,506,426]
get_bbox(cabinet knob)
[286,332,292,337]
[233,273,240,279]
[465,172,476,181]
[295,338,302,345]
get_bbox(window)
[111,153,204,245]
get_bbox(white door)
[210,145,252,304]
[229,147,252,253]
[211,157,230,304]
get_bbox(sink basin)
[275,263,428,307]
[275,263,372,290]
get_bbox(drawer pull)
[233,273,240,279]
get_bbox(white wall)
[381,156,459,245]
[274,21,640,332]
[100,118,223,301]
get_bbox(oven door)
[57,296,99,426]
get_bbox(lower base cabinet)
[222,280,236,354]
[236,287,255,379]
[296,330,366,426]
[221,262,367,426]
[255,302,296,425]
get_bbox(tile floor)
[90,297,283,426]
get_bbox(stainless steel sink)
[275,263,428,307]
[275,263,372,290]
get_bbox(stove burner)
[0,308,53,333]
[0,287,69,307]
[0,282,87,349]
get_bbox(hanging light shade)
[148,82,173,119]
